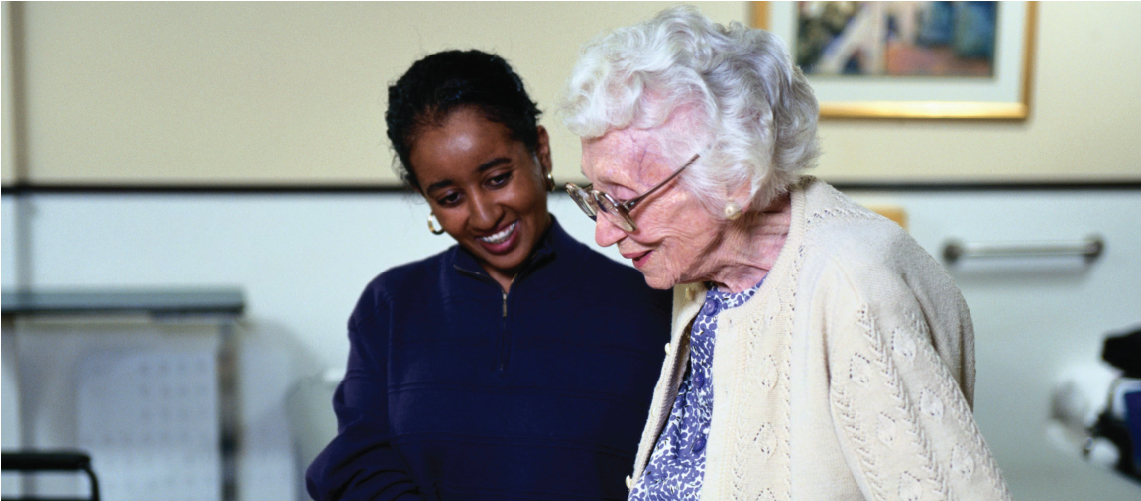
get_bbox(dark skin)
[409,107,553,292]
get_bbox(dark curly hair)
[386,50,542,190]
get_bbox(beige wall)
[0,2,745,186]
[1,1,1139,186]
[813,1,1141,182]
[2,3,17,185]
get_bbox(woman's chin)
[640,271,678,290]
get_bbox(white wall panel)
[2,189,1139,499]
[846,189,1141,498]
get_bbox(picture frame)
[752,1,1037,119]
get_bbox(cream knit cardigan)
[629,178,1010,500]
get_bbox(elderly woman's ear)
[721,182,754,221]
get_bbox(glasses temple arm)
[621,153,700,211]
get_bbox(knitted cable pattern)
[901,312,1013,499]
[628,178,1009,500]
[859,304,950,500]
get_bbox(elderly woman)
[559,7,1009,500]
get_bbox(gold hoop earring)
[427,213,445,235]
[545,172,556,192]
[724,202,742,221]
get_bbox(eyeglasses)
[565,152,699,232]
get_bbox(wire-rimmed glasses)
[565,152,700,232]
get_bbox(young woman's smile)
[409,107,552,291]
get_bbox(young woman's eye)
[487,171,513,188]
[436,192,462,207]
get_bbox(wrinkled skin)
[580,112,790,293]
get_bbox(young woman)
[305,50,673,501]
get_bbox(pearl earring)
[724,202,742,220]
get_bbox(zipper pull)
[502,290,508,317]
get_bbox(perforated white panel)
[77,350,220,501]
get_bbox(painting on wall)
[754,1,1036,119]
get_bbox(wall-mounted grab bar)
[942,235,1104,265]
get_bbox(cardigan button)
[625,475,633,489]
[664,342,672,356]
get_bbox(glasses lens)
[566,184,597,219]
[595,195,635,232]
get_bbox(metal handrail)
[942,235,1104,265]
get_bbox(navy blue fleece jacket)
[306,219,672,500]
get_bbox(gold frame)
[751,1,1037,120]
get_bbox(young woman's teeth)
[479,222,516,244]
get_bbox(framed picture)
[752,1,1037,119]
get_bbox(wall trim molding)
[3,180,1140,196]
[0,183,417,195]
[828,180,1141,192]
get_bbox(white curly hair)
[560,5,820,217]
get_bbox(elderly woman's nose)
[594,215,625,247]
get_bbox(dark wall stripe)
[0,183,417,195]
[3,180,1140,196]
[830,180,1141,192]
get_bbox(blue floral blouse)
[629,278,764,501]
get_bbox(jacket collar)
[449,216,573,284]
